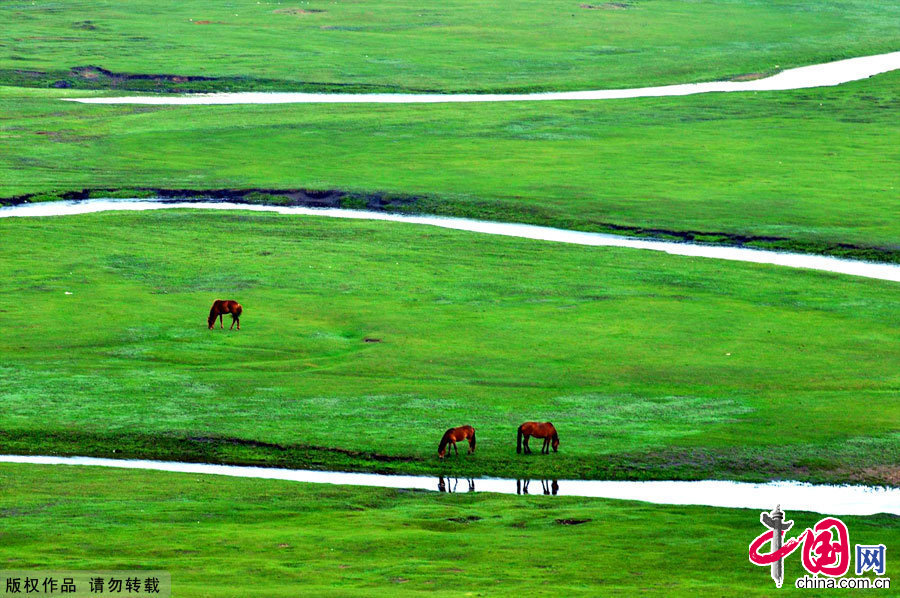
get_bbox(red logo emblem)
[749,507,851,586]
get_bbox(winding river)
[1,199,897,282]
[0,455,896,516]
[64,51,900,105]
[2,199,897,512]
[9,51,899,518]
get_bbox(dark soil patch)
[363,337,382,343]
[555,518,592,525]
[316,445,418,464]
[70,65,218,85]
[0,66,439,94]
[847,466,900,486]
[730,72,768,82]
[581,2,632,9]
[184,435,417,464]
[189,436,286,451]
[273,8,326,15]
[2,187,421,212]
[447,516,482,524]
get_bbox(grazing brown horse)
[208,299,243,330]
[438,425,476,459]
[517,422,559,454]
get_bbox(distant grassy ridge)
[4,78,900,254]
[3,69,899,261]
[1,210,897,484]
[2,0,899,93]
[0,65,441,95]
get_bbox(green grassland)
[4,2,898,595]
[2,0,899,93]
[3,71,900,259]
[1,464,896,596]
[0,210,896,483]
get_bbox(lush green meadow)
[2,1,898,594]
[1,464,896,596]
[3,70,899,259]
[0,210,896,483]
[3,0,899,93]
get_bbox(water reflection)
[516,479,560,495]
[437,476,476,493]
[438,477,559,495]
[2,455,895,515]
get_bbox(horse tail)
[517,425,523,454]
[470,429,476,452]
[234,303,243,317]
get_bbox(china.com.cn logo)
[748,506,889,589]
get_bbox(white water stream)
[63,51,900,105]
[0,455,895,515]
[1,199,897,282]
[2,198,897,513]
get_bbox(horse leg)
[219,314,224,329]
[543,437,550,454]
[453,440,458,456]
[523,435,531,454]
[230,314,237,330]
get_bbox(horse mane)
[438,428,453,453]
[548,422,559,441]
[208,301,220,324]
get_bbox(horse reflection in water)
[437,476,476,493]
[435,477,560,494]
[516,479,560,495]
